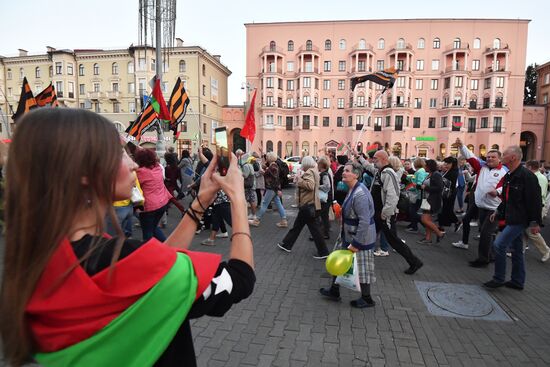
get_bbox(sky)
[1,0,549,105]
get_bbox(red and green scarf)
[26,238,221,366]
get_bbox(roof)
[245,18,531,27]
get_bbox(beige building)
[537,61,550,161]
[0,39,231,152]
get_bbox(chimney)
[176,38,184,47]
[18,49,28,57]
[213,55,221,62]
[46,46,56,53]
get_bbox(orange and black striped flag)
[126,102,158,141]
[35,83,59,107]
[12,77,38,121]
[168,77,190,132]
[350,67,398,91]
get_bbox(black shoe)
[277,243,292,253]
[404,261,423,275]
[350,296,375,308]
[504,281,524,290]
[483,280,505,289]
[469,260,489,268]
[319,287,341,301]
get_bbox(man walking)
[484,146,542,290]
[523,160,550,262]
[452,138,507,268]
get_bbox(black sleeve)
[427,173,444,193]
[187,259,255,318]
[525,172,543,225]
[447,168,458,188]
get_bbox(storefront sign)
[412,136,436,141]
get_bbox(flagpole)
[352,90,387,152]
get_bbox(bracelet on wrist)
[196,195,207,211]
[230,232,252,242]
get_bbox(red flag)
[151,78,171,121]
[240,89,257,143]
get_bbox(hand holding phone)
[214,127,230,176]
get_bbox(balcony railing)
[107,91,120,100]
[444,43,470,51]
[374,126,382,132]
[88,91,102,100]
[485,67,507,73]
[261,45,285,54]
[444,65,466,72]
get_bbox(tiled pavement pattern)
[2,188,550,366]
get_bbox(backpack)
[441,176,452,199]
[243,163,255,189]
[252,161,260,172]
[276,158,289,186]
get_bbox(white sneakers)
[216,232,229,238]
[542,251,550,263]
[373,250,389,257]
[452,240,469,250]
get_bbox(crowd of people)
[1,108,549,365]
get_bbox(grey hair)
[235,149,244,155]
[301,156,316,171]
[345,162,364,179]
[265,151,278,163]
[388,156,402,171]
[506,145,523,161]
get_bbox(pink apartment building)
[244,19,529,159]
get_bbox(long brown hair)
[0,108,123,365]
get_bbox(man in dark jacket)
[484,146,542,290]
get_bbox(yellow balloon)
[325,250,354,276]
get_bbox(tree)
[524,63,538,105]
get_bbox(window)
[543,94,549,104]
[453,38,461,49]
[396,38,405,49]
[112,62,118,75]
[266,77,274,88]
[481,117,489,128]
[433,38,440,49]
[493,38,501,49]
[358,61,366,72]
[301,116,310,129]
[323,79,330,90]
[386,116,391,127]
[337,98,344,109]
[348,116,353,127]
[202,64,206,76]
[396,77,405,88]
[79,64,84,76]
[287,80,294,90]
[269,41,276,52]
[337,117,343,127]
[286,98,294,108]
[7,68,12,80]
[495,96,503,108]
[138,57,146,71]
[66,63,73,76]
[113,102,120,113]
[338,80,345,90]
[112,82,119,92]
[323,98,330,108]
[128,102,136,114]
[483,97,490,109]
[79,84,85,95]
[468,118,476,132]
[304,61,313,72]
[288,40,294,51]
[128,61,134,73]
[325,39,331,50]
[452,116,461,131]
[202,84,206,96]
[473,38,481,49]
[396,60,404,71]
[416,59,424,71]
[338,61,346,72]
[303,77,311,88]
[484,78,491,89]
[128,82,135,93]
[444,77,451,89]
[496,77,504,88]
[545,73,550,85]
[35,67,41,78]
[431,79,439,90]
[94,102,100,113]
[493,117,502,132]
[358,39,367,49]
[356,115,364,129]
[374,117,382,131]
[302,95,310,107]
[55,62,63,75]
[418,38,425,49]
[306,40,313,51]
[443,96,449,107]
[429,98,437,108]
[377,38,385,49]
[202,104,207,115]
[67,83,74,99]
[324,61,331,72]
[339,39,346,50]
[441,116,448,128]
[472,59,480,71]
[179,60,186,72]
[375,97,383,108]
[93,63,99,75]
[376,60,384,71]
[469,98,477,109]
[471,79,479,90]
[323,117,330,127]
[415,79,423,90]
[265,96,273,107]
[357,95,365,107]
[93,83,100,92]
[414,98,422,108]
[431,59,439,71]
[48,66,52,77]
[429,117,436,128]
[287,61,294,72]
[55,81,63,97]
[413,117,421,128]
[455,76,463,88]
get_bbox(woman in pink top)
[135,148,173,241]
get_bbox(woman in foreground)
[0,108,255,367]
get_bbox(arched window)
[285,141,293,156]
[417,38,425,49]
[277,141,282,157]
[393,142,402,158]
[306,40,313,51]
[473,38,481,49]
[377,38,385,50]
[19,67,24,79]
[127,61,134,74]
[491,144,499,150]
[93,63,99,75]
[313,142,318,156]
[493,38,501,49]
[359,39,366,49]
[112,62,118,75]
[433,37,440,49]
[453,38,461,48]
[479,144,487,157]
[35,67,41,78]
[397,38,405,49]
[79,64,85,76]
[288,40,294,51]
[440,143,446,156]
[339,39,346,50]
[266,140,274,152]
[48,66,53,77]
[202,64,206,76]
[467,144,475,153]
[179,60,186,72]
[302,141,310,156]
[325,39,331,50]
[269,41,276,52]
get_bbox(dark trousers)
[212,202,232,232]
[475,208,499,263]
[317,201,331,237]
[139,204,168,242]
[461,200,479,244]
[282,205,329,256]
[375,214,420,266]
[408,199,422,230]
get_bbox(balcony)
[297,45,320,56]
[260,45,285,57]
[444,43,470,52]
[88,91,103,100]
[107,91,120,100]
[483,44,509,55]
[298,68,319,74]
[444,65,467,73]
[484,66,508,74]
[374,125,382,132]
[387,43,414,55]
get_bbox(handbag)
[130,186,144,205]
[420,198,431,211]
[318,190,329,203]
[335,254,361,292]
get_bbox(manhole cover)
[426,285,493,317]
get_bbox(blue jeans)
[493,224,526,285]
[256,189,286,220]
[106,204,134,238]
[139,204,168,242]
[456,185,465,210]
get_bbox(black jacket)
[497,165,542,226]
[423,171,443,213]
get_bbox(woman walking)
[418,159,445,244]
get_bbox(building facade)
[536,61,550,161]
[245,19,529,159]
[0,39,231,152]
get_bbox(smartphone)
[214,126,230,176]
